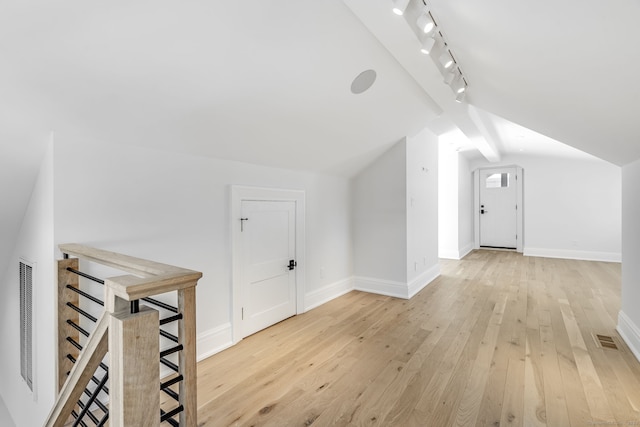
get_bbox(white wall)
[406,129,440,296]
[0,143,55,427]
[619,158,640,361]
[51,138,353,354]
[438,132,474,260]
[353,129,440,298]
[0,396,15,427]
[353,140,408,284]
[438,140,459,259]
[471,154,621,262]
[457,154,473,254]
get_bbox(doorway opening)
[473,166,524,253]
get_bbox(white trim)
[355,267,440,299]
[408,264,440,298]
[617,311,640,363]
[473,170,480,250]
[196,323,233,362]
[523,247,621,263]
[230,186,306,344]
[438,249,461,260]
[459,242,474,259]
[439,243,474,260]
[304,278,354,312]
[354,276,409,299]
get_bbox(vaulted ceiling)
[344,0,640,164]
[2,0,639,276]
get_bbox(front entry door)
[479,167,517,249]
[240,200,297,338]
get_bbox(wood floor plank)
[453,293,508,426]
[538,309,571,427]
[474,286,518,427]
[559,298,616,423]
[523,329,547,426]
[499,269,528,427]
[194,251,640,426]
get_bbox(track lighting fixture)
[420,36,436,55]
[416,11,436,34]
[443,67,457,84]
[392,0,410,15]
[439,50,454,69]
[391,0,469,103]
[451,73,467,94]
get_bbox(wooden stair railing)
[46,244,202,427]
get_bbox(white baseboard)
[439,243,474,260]
[618,311,640,363]
[438,249,460,260]
[523,247,621,263]
[459,242,474,259]
[354,276,410,299]
[355,265,440,299]
[196,322,233,362]
[408,264,440,298]
[305,277,354,312]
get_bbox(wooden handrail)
[59,243,201,280]
[106,271,201,302]
[48,244,201,427]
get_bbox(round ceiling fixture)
[350,69,377,95]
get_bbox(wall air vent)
[19,261,34,391]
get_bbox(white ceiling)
[2,0,639,276]
[419,0,640,165]
[343,0,640,166]
[0,0,441,174]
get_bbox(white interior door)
[240,200,297,338]
[479,167,518,248]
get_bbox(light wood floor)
[193,251,640,426]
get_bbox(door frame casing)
[230,186,305,344]
[473,166,524,253]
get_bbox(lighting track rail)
[393,0,468,102]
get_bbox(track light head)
[443,68,457,84]
[455,91,466,103]
[416,12,436,34]
[451,72,467,94]
[439,50,454,69]
[420,37,436,55]
[392,0,410,15]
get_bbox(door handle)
[481,209,488,214]
[287,260,297,271]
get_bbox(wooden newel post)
[178,285,197,427]
[57,258,80,392]
[109,300,160,427]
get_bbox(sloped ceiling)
[2,0,639,277]
[0,0,440,278]
[399,0,640,165]
[1,0,441,174]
